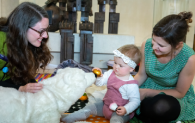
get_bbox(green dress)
[136,38,195,122]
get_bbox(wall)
[0,0,19,18]
[0,0,189,48]
[27,0,195,47]
[153,0,195,49]
[26,0,154,47]
[0,0,1,17]
[187,0,195,48]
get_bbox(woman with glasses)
[0,2,53,93]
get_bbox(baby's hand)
[92,67,103,77]
[116,106,126,116]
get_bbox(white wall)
[0,0,19,18]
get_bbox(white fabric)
[0,67,95,123]
[110,102,118,111]
[95,69,140,115]
[87,89,107,104]
[113,50,137,69]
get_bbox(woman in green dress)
[134,11,195,122]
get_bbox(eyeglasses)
[28,26,49,37]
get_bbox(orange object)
[64,114,110,123]
[93,69,101,77]
[86,115,109,123]
[80,95,88,101]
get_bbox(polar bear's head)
[54,67,95,88]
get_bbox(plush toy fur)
[0,67,95,123]
[74,121,92,123]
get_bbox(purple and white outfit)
[95,69,140,120]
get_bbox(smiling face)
[152,35,172,56]
[26,17,49,47]
[113,57,134,78]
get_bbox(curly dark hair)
[0,2,53,85]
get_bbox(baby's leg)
[95,101,104,117]
[61,101,104,123]
[110,112,130,123]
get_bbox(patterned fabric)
[35,73,54,82]
[0,31,10,81]
[76,115,110,123]
[136,38,195,122]
[113,50,137,68]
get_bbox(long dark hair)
[0,2,53,85]
[153,11,192,49]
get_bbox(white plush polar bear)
[0,67,95,123]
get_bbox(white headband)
[113,50,137,69]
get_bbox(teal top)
[136,38,195,122]
[0,31,10,81]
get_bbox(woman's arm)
[0,78,43,93]
[134,41,148,86]
[175,55,195,97]
[0,78,20,89]
[120,84,140,115]
[141,55,195,100]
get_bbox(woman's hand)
[139,88,150,101]
[116,106,126,116]
[19,83,43,93]
[139,88,161,100]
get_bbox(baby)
[62,44,141,123]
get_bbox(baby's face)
[113,57,134,77]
